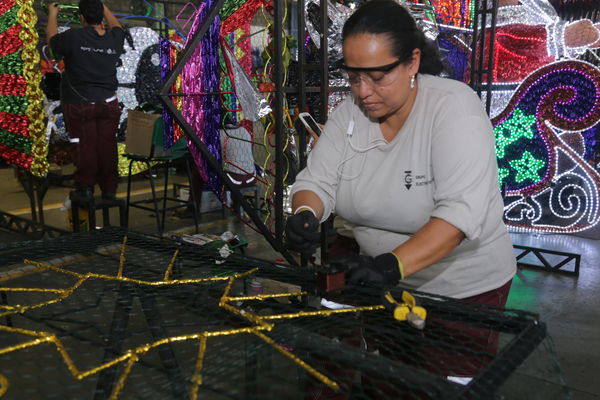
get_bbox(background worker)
[46,0,125,200]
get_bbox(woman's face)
[342,34,420,121]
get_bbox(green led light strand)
[509,151,546,183]
[494,108,537,159]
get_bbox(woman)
[286,0,515,305]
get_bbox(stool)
[70,192,127,232]
[125,152,199,236]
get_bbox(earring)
[409,75,415,89]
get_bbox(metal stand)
[513,244,581,276]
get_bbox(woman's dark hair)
[342,0,445,75]
[79,0,104,25]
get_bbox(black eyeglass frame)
[339,58,405,73]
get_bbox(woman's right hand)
[306,124,324,148]
[285,210,321,255]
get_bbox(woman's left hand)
[332,253,402,285]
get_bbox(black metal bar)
[0,210,69,239]
[457,319,547,400]
[484,0,499,115]
[468,0,480,89]
[318,0,330,265]
[161,163,171,234]
[297,0,308,169]
[277,325,463,399]
[274,0,285,249]
[513,244,580,276]
[93,283,134,400]
[0,292,12,327]
[476,6,487,99]
[184,156,199,233]
[148,163,163,235]
[137,288,187,399]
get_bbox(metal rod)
[484,0,499,115]
[318,0,330,265]
[273,0,286,248]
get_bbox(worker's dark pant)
[63,100,120,195]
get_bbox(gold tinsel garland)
[16,0,48,177]
[0,236,395,399]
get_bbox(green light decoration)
[498,167,510,188]
[494,108,536,159]
[509,151,546,183]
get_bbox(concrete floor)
[0,165,598,399]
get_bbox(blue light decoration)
[492,60,600,234]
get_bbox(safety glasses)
[340,59,404,88]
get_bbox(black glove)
[285,210,321,255]
[333,253,403,285]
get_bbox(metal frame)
[469,0,499,115]
[0,210,68,239]
[158,0,297,265]
[513,244,581,276]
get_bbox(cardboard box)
[125,109,178,158]
[125,110,160,157]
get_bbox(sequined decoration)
[182,7,207,181]
[117,27,161,114]
[160,36,175,149]
[171,32,185,143]
[0,0,47,175]
[181,1,223,195]
[492,60,600,234]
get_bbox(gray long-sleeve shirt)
[291,74,516,298]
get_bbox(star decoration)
[510,151,546,183]
[494,108,537,159]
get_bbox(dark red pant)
[63,100,120,194]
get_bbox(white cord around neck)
[335,119,387,180]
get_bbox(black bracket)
[513,244,580,276]
[0,210,69,239]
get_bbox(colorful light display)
[492,60,600,234]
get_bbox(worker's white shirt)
[291,74,516,298]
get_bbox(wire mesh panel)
[0,228,566,399]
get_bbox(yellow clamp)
[383,290,427,329]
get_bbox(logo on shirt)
[404,170,412,190]
[80,46,117,55]
[404,171,433,190]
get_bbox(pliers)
[382,290,427,330]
